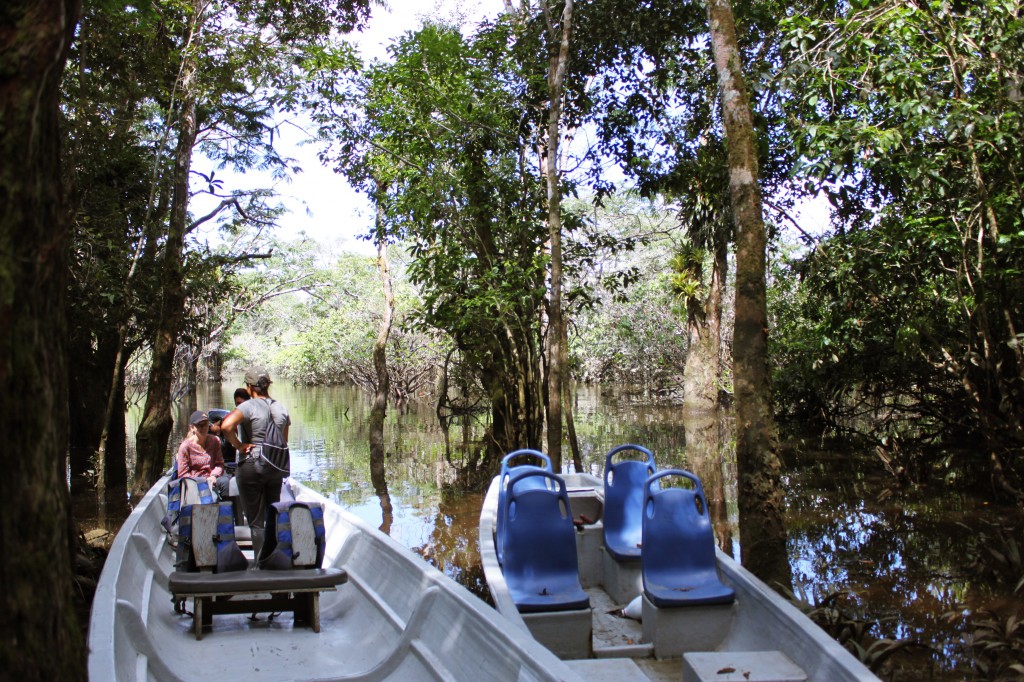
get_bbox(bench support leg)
[194,598,204,640]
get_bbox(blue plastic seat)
[641,469,735,607]
[496,449,553,565]
[502,469,589,613]
[603,444,657,561]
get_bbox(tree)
[130,0,373,494]
[0,0,83,677]
[579,0,801,415]
[774,0,1024,494]
[135,0,207,494]
[707,0,792,587]
[370,185,396,481]
[540,0,574,471]
[569,192,684,387]
[63,0,175,500]
[670,240,726,410]
[313,25,550,468]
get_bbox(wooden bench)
[169,567,348,640]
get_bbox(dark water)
[98,381,1021,679]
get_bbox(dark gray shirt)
[237,397,290,445]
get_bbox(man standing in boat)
[221,366,291,564]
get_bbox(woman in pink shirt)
[176,410,230,499]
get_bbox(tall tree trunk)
[0,0,84,677]
[370,199,394,476]
[706,0,792,589]
[543,0,573,472]
[684,244,725,411]
[205,346,223,381]
[134,8,202,495]
[100,352,130,501]
[68,329,117,480]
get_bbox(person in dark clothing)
[221,366,290,563]
[211,388,251,465]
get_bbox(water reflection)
[682,411,735,557]
[370,450,394,535]
[77,380,1021,679]
[780,445,1024,678]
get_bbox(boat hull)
[479,472,879,682]
[90,474,585,681]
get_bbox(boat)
[89,472,590,681]
[478,447,881,681]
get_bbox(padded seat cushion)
[169,567,347,595]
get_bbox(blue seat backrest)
[167,477,215,516]
[502,470,589,613]
[176,501,247,573]
[641,469,734,607]
[259,501,326,570]
[496,449,553,565]
[603,444,656,561]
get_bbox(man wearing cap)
[175,410,231,499]
[221,365,292,563]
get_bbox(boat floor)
[587,588,681,682]
[94,477,602,682]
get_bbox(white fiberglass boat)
[479,449,880,682]
[89,473,587,681]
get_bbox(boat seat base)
[523,606,593,660]
[574,523,604,589]
[682,651,807,682]
[641,594,736,658]
[601,548,642,604]
[169,567,348,640]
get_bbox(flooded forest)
[3,0,1022,680]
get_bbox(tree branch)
[186,197,249,233]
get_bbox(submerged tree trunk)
[706,0,792,589]
[685,411,734,555]
[564,376,583,472]
[543,0,574,472]
[0,0,84,676]
[134,9,203,495]
[370,200,394,477]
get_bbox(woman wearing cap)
[176,410,231,499]
[221,365,291,562]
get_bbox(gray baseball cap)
[243,365,271,386]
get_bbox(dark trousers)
[236,457,285,563]
[235,457,284,532]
